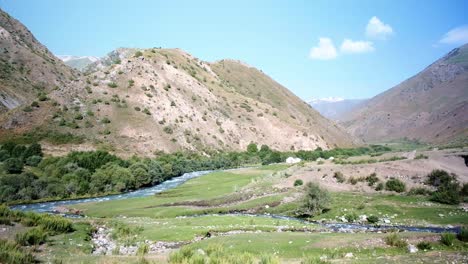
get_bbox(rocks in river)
[407,244,418,253]
[383,218,391,224]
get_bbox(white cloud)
[309,38,338,60]
[439,25,468,45]
[340,39,375,54]
[366,16,393,39]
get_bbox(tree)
[3,158,24,174]
[129,162,150,188]
[298,182,330,217]
[247,143,258,154]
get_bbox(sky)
[1,0,467,100]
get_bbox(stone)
[344,252,354,258]
[407,244,418,253]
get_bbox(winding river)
[10,169,461,234]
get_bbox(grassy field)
[32,162,468,263]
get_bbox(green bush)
[385,179,406,193]
[134,51,143,57]
[108,82,118,88]
[457,227,468,242]
[294,179,304,186]
[408,187,431,196]
[3,158,23,174]
[416,241,432,250]
[440,233,456,246]
[101,117,111,124]
[426,170,456,187]
[137,243,149,255]
[385,233,407,248]
[345,213,358,223]
[367,215,379,224]
[366,173,379,186]
[431,182,460,205]
[142,108,151,115]
[0,239,35,264]
[298,182,330,217]
[163,126,173,134]
[333,171,345,183]
[15,227,48,246]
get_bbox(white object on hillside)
[407,244,418,253]
[286,157,302,164]
[328,157,334,160]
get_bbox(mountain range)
[341,44,468,144]
[309,98,367,120]
[0,8,354,156]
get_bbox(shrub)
[385,179,406,193]
[345,213,358,222]
[134,106,141,111]
[134,51,143,57]
[375,182,384,191]
[31,101,39,108]
[431,182,460,205]
[101,117,111,124]
[408,187,431,196]
[25,155,42,166]
[0,239,35,264]
[348,177,358,185]
[367,215,379,224]
[366,173,379,186]
[108,82,118,88]
[137,243,149,255]
[457,227,468,242]
[440,233,456,246]
[333,171,345,183]
[416,241,432,250]
[23,106,33,112]
[385,233,407,248]
[426,170,456,187]
[298,182,330,217]
[142,108,151,115]
[415,154,428,159]
[294,179,303,186]
[163,126,173,134]
[15,227,48,246]
[3,158,23,174]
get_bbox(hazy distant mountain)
[341,44,468,144]
[309,97,367,120]
[57,55,99,70]
[0,8,354,155]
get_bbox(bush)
[416,241,432,250]
[408,187,431,196]
[0,239,35,264]
[25,155,42,166]
[142,108,151,115]
[385,178,406,193]
[101,117,111,124]
[3,158,23,174]
[457,227,468,242]
[431,182,460,205]
[108,82,118,88]
[298,182,330,217]
[134,51,143,57]
[163,126,173,134]
[137,243,149,255]
[440,233,456,246]
[367,215,379,224]
[15,227,48,246]
[385,233,407,248]
[426,170,456,187]
[294,179,303,186]
[333,172,345,183]
[375,182,384,191]
[366,173,379,186]
[345,213,358,223]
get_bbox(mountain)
[0,9,354,155]
[309,97,367,120]
[58,55,99,71]
[341,44,468,144]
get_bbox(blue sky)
[1,0,467,100]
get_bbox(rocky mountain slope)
[0,8,354,155]
[341,44,468,144]
[309,98,367,120]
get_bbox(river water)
[10,169,461,234]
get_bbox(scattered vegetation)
[385,178,406,193]
[440,233,456,246]
[385,233,407,248]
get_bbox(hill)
[58,55,99,71]
[0,9,354,155]
[341,44,468,144]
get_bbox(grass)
[268,192,468,225]
[74,166,285,218]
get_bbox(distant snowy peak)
[308,97,345,105]
[57,55,99,62]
